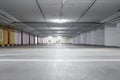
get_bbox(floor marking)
[0,59,120,62]
[0,54,25,56]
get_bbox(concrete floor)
[0,44,120,80]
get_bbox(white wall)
[105,23,120,47]
[70,27,104,46]
[105,24,118,46]
[95,29,104,45]
[90,29,104,45]
[82,33,87,44]
[68,22,120,47]
[86,31,90,44]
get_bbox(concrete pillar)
[78,35,81,44]
[82,32,87,44]
[80,33,84,44]
[34,36,35,45]
[95,29,104,45]
[104,24,118,46]
[90,29,104,45]
[21,31,23,45]
[70,27,104,46]
[86,31,91,44]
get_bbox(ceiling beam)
[44,33,73,35]
[38,29,80,31]
[39,35,72,37]
[12,22,100,24]
[43,33,75,34]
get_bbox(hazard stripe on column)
[37,36,39,44]
[29,33,30,45]
[8,27,10,46]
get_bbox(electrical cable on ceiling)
[78,0,97,21]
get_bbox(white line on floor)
[0,59,120,62]
[0,54,25,56]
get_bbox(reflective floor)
[0,44,120,80]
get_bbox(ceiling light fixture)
[51,27,64,30]
[57,31,60,33]
[51,19,68,23]
[48,36,52,38]
[57,36,62,39]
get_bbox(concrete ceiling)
[0,0,120,37]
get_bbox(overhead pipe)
[0,9,39,37]
[73,16,120,37]
[0,13,14,22]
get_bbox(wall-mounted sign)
[0,29,3,42]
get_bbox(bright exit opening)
[39,36,68,44]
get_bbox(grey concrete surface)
[0,44,120,80]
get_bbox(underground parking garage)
[0,0,120,80]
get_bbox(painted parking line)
[0,59,120,62]
[0,54,26,56]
